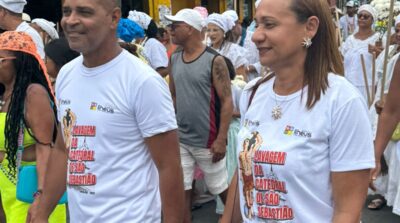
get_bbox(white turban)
[396,15,400,26]
[358,4,378,22]
[32,18,59,40]
[223,10,238,22]
[128,10,152,30]
[206,13,235,33]
[0,0,26,13]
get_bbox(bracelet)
[33,189,43,199]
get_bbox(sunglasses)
[170,22,187,30]
[0,57,16,63]
[357,13,371,20]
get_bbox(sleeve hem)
[330,160,376,172]
[141,124,178,138]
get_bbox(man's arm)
[168,62,177,111]
[28,126,68,223]
[211,56,233,162]
[156,67,169,78]
[332,170,370,223]
[145,130,184,223]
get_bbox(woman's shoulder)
[326,73,362,99]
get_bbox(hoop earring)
[301,37,312,48]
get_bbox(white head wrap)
[128,10,152,30]
[222,10,238,22]
[0,0,26,13]
[358,4,378,21]
[395,15,400,26]
[206,13,235,33]
[32,18,59,40]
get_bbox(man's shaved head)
[99,0,121,10]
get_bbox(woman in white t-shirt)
[341,4,380,105]
[221,0,375,222]
[128,11,169,77]
[206,13,249,81]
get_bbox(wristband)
[33,189,43,199]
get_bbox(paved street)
[193,195,400,223]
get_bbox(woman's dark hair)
[5,51,58,173]
[157,27,167,39]
[146,20,159,39]
[119,42,139,57]
[45,38,80,69]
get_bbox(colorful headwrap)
[117,18,145,42]
[0,31,54,98]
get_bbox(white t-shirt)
[342,33,380,87]
[55,50,177,223]
[16,21,45,59]
[237,74,375,223]
[143,38,168,70]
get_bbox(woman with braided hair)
[0,31,66,223]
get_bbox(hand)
[374,46,384,57]
[26,198,48,223]
[368,44,375,54]
[374,99,385,115]
[369,160,381,191]
[210,138,226,163]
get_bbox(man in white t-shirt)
[339,1,358,41]
[28,1,184,223]
[0,0,45,58]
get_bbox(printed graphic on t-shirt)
[240,131,294,222]
[62,108,97,195]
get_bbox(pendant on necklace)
[271,105,282,120]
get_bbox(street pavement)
[193,195,400,223]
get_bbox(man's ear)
[110,7,121,30]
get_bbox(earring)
[301,37,312,48]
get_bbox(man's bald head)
[99,0,121,10]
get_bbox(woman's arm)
[332,170,370,223]
[220,169,242,223]
[24,84,56,192]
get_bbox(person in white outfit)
[206,13,249,81]
[339,0,358,41]
[341,4,380,105]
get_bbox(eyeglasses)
[170,22,188,30]
[357,13,371,20]
[0,57,16,63]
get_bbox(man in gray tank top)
[166,9,233,223]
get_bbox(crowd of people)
[0,0,399,222]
